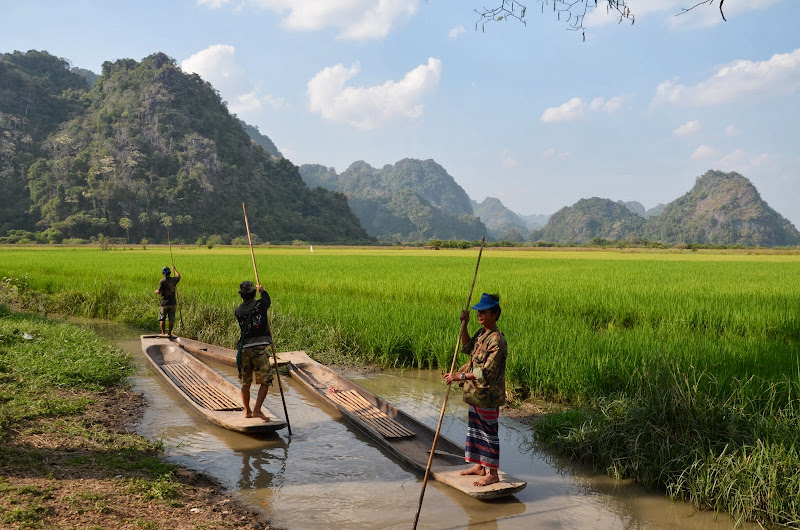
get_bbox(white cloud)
[673,120,701,136]
[652,48,800,107]
[181,44,242,90]
[541,95,625,123]
[589,96,624,114]
[197,0,232,8]
[233,91,288,113]
[724,124,740,136]
[181,45,285,116]
[277,144,292,159]
[205,0,420,40]
[501,148,518,169]
[541,97,585,123]
[307,57,442,130]
[585,0,782,30]
[541,147,571,159]
[691,144,717,159]
[448,25,466,39]
[716,150,776,172]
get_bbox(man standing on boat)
[444,293,507,487]
[235,281,274,421]
[155,266,180,337]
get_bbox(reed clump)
[535,359,800,527]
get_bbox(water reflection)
[79,319,754,529]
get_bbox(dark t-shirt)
[158,276,180,306]
[235,291,272,348]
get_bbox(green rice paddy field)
[2,245,798,403]
[4,245,800,524]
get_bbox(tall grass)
[1,246,798,402]
[535,359,800,527]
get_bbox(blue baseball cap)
[162,266,171,275]
[472,293,499,311]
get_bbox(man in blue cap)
[444,292,507,487]
[155,266,180,336]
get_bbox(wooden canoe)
[140,335,287,434]
[176,336,526,499]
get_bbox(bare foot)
[244,410,253,418]
[473,474,500,487]
[252,410,268,421]
[460,464,485,476]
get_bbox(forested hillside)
[530,198,645,243]
[472,197,529,241]
[642,170,800,246]
[299,159,486,242]
[0,50,370,244]
[528,171,800,246]
[239,119,281,159]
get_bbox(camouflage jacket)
[458,325,507,408]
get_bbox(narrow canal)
[81,319,753,530]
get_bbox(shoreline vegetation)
[0,306,277,529]
[2,245,800,527]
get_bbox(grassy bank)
[535,359,800,527]
[0,305,274,529]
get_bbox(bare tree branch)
[474,1,634,41]
[472,0,729,40]
[676,0,727,21]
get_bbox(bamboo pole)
[167,229,183,332]
[242,202,292,435]
[412,237,485,529]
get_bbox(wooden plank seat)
[328,389,415,439]
[162,363,242,411]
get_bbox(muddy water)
[82,320,752,530]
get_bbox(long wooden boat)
[140,335,287,434]
[176,336,526,499]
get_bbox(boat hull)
[176,336,526,499]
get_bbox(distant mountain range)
[299,159,799,247]
[530,170,800,246]
[1,49,797,248]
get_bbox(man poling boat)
[447,292,507,487]
[155,264,180,337]
[240,202,292,434]
[234,280,275,422]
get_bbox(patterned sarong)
[465,405,500,469]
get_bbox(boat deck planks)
[161,363,242,411]
[328,389,415,439]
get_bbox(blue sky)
[2,0,798,227]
